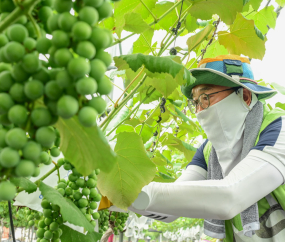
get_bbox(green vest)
[202,105,285,241]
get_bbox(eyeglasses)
[188,87,239,114]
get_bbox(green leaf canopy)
[10,177,37,194]
[60,225,102,242]
[97,132,156,210]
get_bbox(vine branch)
[139,0,157,22]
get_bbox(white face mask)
[196,89,257,176]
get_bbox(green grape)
[44,230,53,240]
[72,167,81,176]
[22,140,41,161]
[7,24,28,43]
[31,107,52,127]
[76,178,85,188]
[57,157,65,166]
[78,107,98,127]
[15,160,36,177]
[5,128,27,149]
[89,188,98,198]
[68,173,78,182]
[52,30,70,48]
[23,37,37,51]
[38,220,46,228]
[0,129,7,148]
[54,48,72,67]
[49,221,59,231]
[47,14,59,33]
[52,211,59,218]
[0,93,14,115]
[56,70,72,89]
[36,37,52,54]
[88,97,107,115]
[68,57,90,79]
[45,81,63,100]
[83,0,103,8]
[25,22,37,38]
[65,187,73,196]
[103,29,114,48]
[93,193,102,202]
[11,63,30,83]
[76,41,96,59]
[36,228,45,238]
[44,156,52,165]
[0,63,11,72]
[97,2,113,20]
[40,151,50,164]
[97,76,113,95]
[57,182,67,189]
[79,6,99,26]
[28,220,35,226]
[57,95,79,119]
[4,41,25,62]
[54,0,72,13]
[9,83,26,103]
[24,80,44,100]
[80,207,87,214]
[16,15,27,24]
[63,162,72,170]
[95,50,112,67]
[90,201,98,210]
[52,204,60,211]
[72,21,92,40]
[82,187,90,196]
[0,181,16,201]
[22,53,42,73]
[8,104,28,125]
[0,71,14,92]
[26,209,31,215]
[90,28,110,50]
[90,59,106,82]
[88,170,96,178]
[38,6,53,23]
[41,199,52,209]
[78,198,88,208]
[44,216,53,226]
[42,0,55,7]
[0,34,8,47]
[86,178,97,188]
[0,47,10,63]
[85,214,92,221]
[44,98,58,116]
[73,191,82,200]
[32,67,50,84]
[110,215,115,221]
[91,220,96,226]
[50,147,60,157]
[57,187,65,196]
[76,77,97,95]
[35,126,56,148]
[40,239,49,242]
[56,216,63,225]
[58,12,77,32]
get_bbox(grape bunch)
[0,0,113,201]
[98,210,129,235]
[38,158,102,241]
[24,208,43,228]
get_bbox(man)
[129,55,285,242]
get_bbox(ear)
[243,88,252,106]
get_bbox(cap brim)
[181,68,276,100]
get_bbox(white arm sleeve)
[128,165,207,222]
[135,150,284,220]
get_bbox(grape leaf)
[197,40,229,58]
[133,28,155,55]
[39,182,94,232]
[123,13,150,33]
[276,0,285,7]
[10,177,37,194]
[271,82,285,95]
[249,0,263,10]
[218,13,265,59]
[276,102,285,110]
[185,14,198,33]
[247,6,277,34]
[135,124,153,143]
[105,106,130,132]
[55,116,117,176]
[60,225,102,242]
[113,0,156,37]
[116,124,135,134]
[188,0,243,25]
[97,132,156,210]
[186,24,215,52]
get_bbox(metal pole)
[119,232,124,242]
[8,201,16,242]
[30,226,34,242]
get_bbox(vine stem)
[112,0,183,46]
[27,13,41,38]
[100,74,147,131]
[140,0,157,21]
[0,0,41,33]
[113,66,145,108]
[106,87,156,136]
[141,33,156,56]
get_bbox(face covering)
[196,89,258,176]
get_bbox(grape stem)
[27,13,41,39]
[113,66,145,108]
[0,0,41,33]
[52,161,61,183]
[139,0,157,22]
